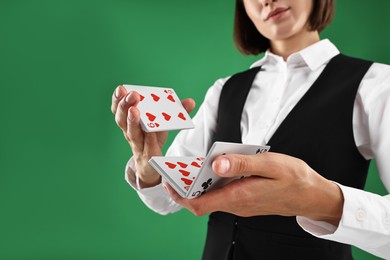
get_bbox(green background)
[0,0,388,259]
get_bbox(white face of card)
[123,85,194,132]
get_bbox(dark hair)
[234,0,335,55]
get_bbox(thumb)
[181,98,196,114]
[212,154,267,178]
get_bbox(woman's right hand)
[111,85,195,188]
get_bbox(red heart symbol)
[165,162,176,169]
[167,95,175,102]
[139,94,145,101]
[177,162,188,168]
[146,113,156,122]
[151,93,160,102]
[191,161,201,168]
[155,123,160,127]
[179,169,190,176]
[181,178,193,185]
[162,112,171,121]
[178,112,186,121]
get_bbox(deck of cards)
[149,142,270,199]
[123,84,194,132]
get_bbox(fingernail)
[125,92,132,103]
[215,158,230,175]
[115,87,122,98]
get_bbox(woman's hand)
[111,85,196,187]
[163,152,344,226]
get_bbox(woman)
[111,0,390,259]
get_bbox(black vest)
[202,54,373,260]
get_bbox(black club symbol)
[202,178,213,190]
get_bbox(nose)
[262,0,277,7]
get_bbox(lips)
[265,7,290,21]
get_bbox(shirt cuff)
[125,157,165,195]
[297,183,390,257]
[296,216,338,236]
[124,157,183,215]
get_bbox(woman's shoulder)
[358,61,390,102]
[365,61,390,81]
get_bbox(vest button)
[234,221,238,226]
[355,208,366,222]
[232,241,236,245]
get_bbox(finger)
[181,98,196,114]
[126,106,144,152]
[144,131,163,157]
[187,187,231,216]
[156,131,169,149]
[111,85,127,114]
[212,153,280,178]
[115,91,140,130]
[163,183,185,205]
[163,182,226,216]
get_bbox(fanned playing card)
[149,142,270,199]
[148,156,205,197]
[123,85,194,132]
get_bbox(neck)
[270,30,320,61]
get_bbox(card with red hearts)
[148,156,205,197]
[123,85,194,132]
[149,142,270,199]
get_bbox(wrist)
[133,158,162,188]
[305,179,344,226]
[138,173,161,188]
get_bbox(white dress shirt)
[125,39,390,258]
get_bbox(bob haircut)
[234,0,335,55]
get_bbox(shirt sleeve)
[165,77,226,157]
[124,77,227,214]
[125,158,183,215]
[297,63,390,259]
[297,184,390,259]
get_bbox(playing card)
[187,142,270,199]
[148,156,205,197]
[149,142,270,199]
[123,85,194,132]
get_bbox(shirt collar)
[250,39,340,71]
